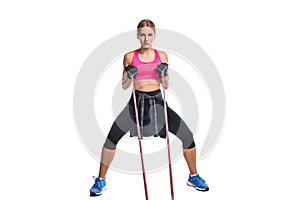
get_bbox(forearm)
[161,75,169,89]
[122,74,132,90]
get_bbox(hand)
[157,63,168,78]
[125,65,138,79]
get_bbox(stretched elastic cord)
[132,80,149,200]
[161,76,175,200]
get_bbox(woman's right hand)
[125,65,138,79]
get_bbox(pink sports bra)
[131,49,162,80]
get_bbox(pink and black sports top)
[131,49,162,80]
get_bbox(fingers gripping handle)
[157,63,168,78]
[125,65,138,79]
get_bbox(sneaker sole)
[90,186,107,197]
[187,181,209,192]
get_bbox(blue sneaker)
[187,174,209,191]
[90,176,107,196]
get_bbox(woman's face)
[137,27,156,49]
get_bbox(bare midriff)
[134,79,160,91]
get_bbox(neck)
[139,47,153,54]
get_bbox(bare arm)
[158,51,169,89]
[122,52,134,90]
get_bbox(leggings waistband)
[135,89,161,96]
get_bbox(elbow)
[122,84,128,90]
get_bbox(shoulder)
[124,50,135,60]
[123,51,135,66]
[157,50,168,63]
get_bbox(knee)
[183,141,195,150]
[103,138,117,150]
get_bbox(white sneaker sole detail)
[90,185,107,196]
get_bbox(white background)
[1,0,299,200]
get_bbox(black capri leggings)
[104,89,195,150]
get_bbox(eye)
[148,33,153,37]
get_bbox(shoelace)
[92,176,104,188]
[192,175,206,185]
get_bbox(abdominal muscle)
[134,79,160,91]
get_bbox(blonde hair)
[137,19,156,33]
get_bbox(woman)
[90,19,209,196]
